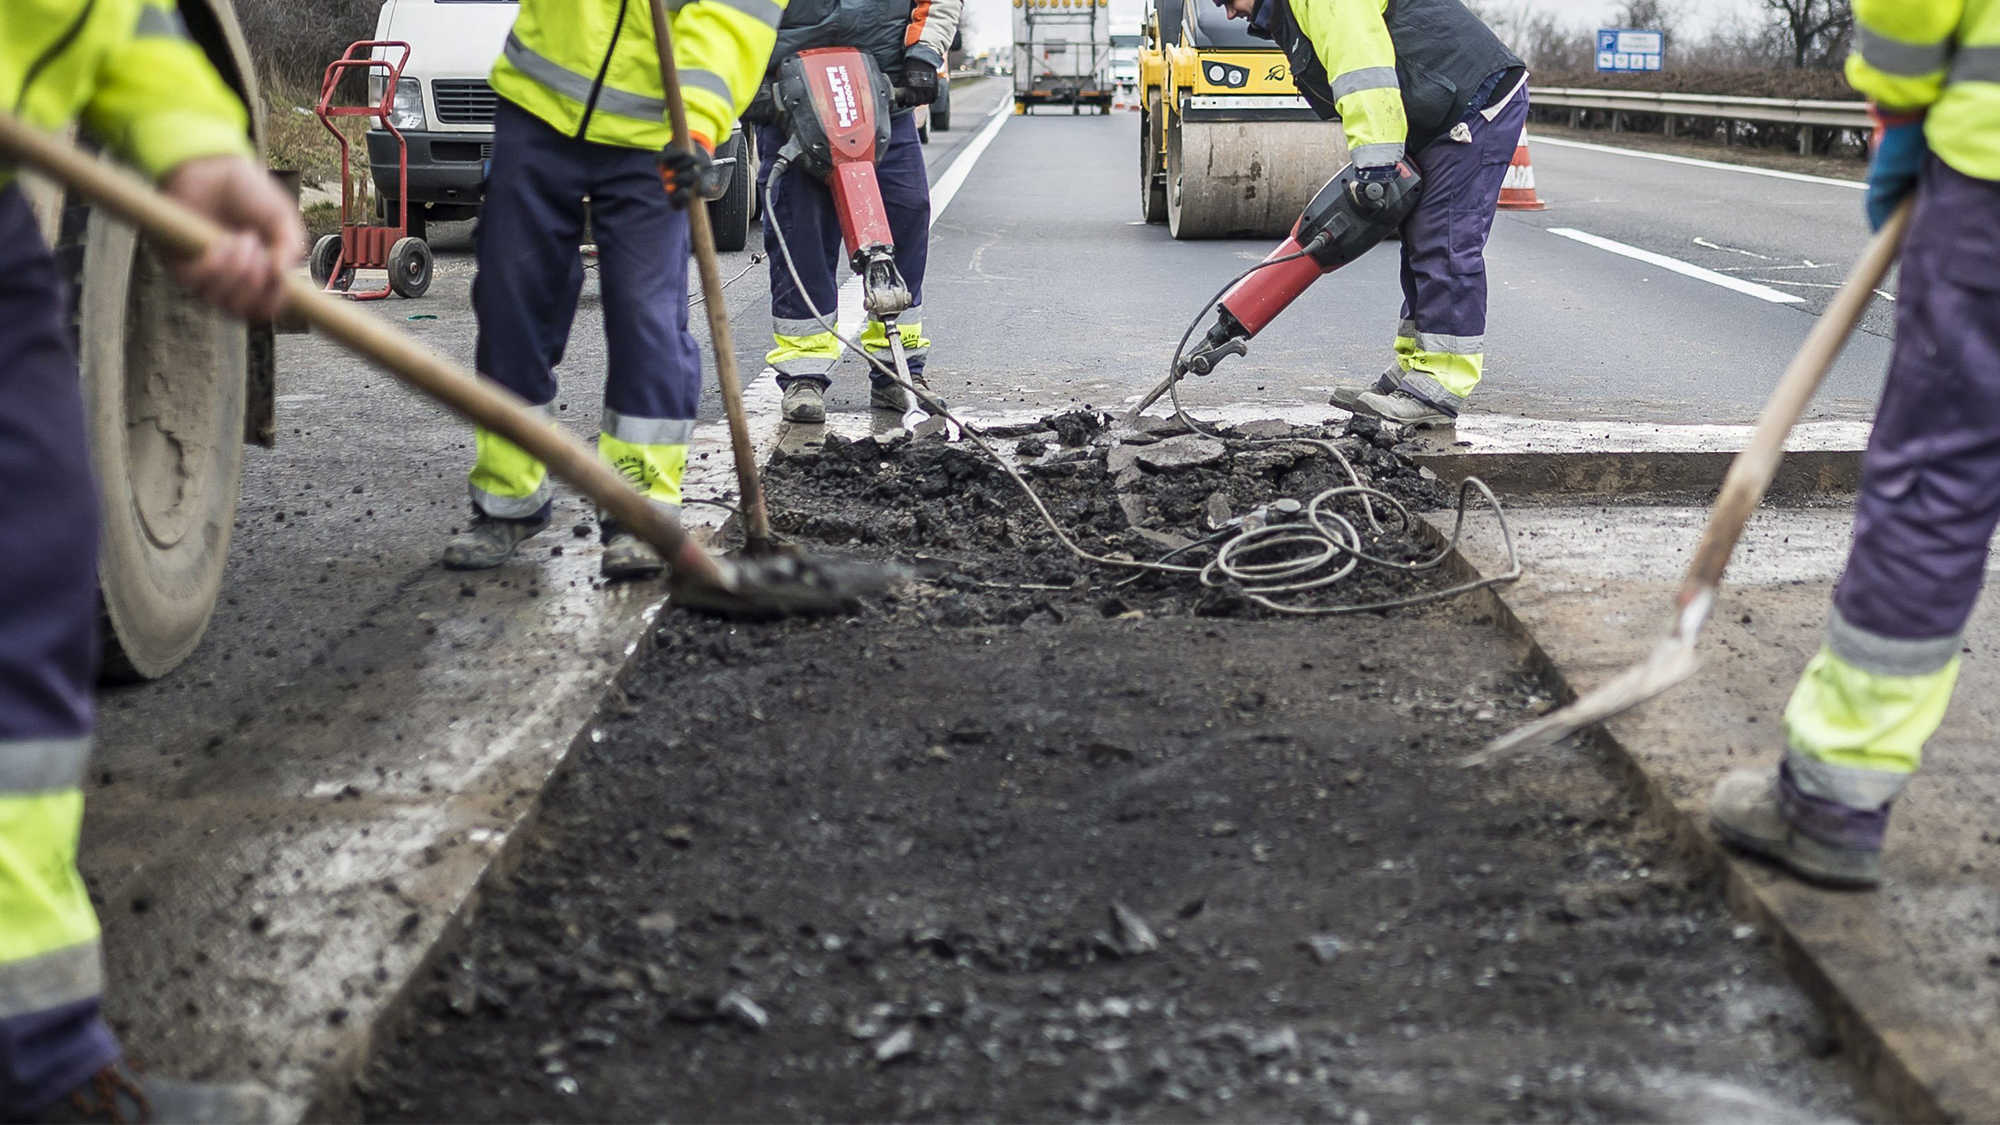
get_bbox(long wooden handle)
[1682,199,1913,598]
[647,0,774,546]
[0,109,729,589]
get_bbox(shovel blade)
[668,552,907,620]
[1464,634,1702,766]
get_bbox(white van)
[364,0,756,249]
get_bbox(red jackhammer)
[765,48,956,438]
[1129,161,1423,421]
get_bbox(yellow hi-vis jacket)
[1848,0,2000,179]
[492,0,785,153]
[1,0,251,186]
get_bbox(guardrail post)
[1798,125,1813,156]
[1663,115,1676,139]
[1612,110,1622,134]
[1569,108,1582,129]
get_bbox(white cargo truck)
[1013,0,1114,114]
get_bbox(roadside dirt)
[360,423,1868,1123]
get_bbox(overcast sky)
[960,0,1749,54]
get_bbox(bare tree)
[1477,2,1592,72]
[1760,0,1853,68]
[1614,0,1682,62]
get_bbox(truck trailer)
[1013,0,1115,114]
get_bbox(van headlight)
[368,77,427,130]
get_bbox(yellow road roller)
[1137,0,1345,238]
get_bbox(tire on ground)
[389,236,434,298]
[708,131,755,252]
[76,212,246,682]
[1140,93,1167,223]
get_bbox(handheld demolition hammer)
[764,48,953,436]
[1131,161,1423,419]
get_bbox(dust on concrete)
[358,420,1868,1124]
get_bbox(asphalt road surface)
[83,76,1893,1112]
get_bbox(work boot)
[601,529,664,580]
[1709,768,1884,889]
[871,380,948,413]
[1328,366,1400,411]
[782,381,826,423]
[27,1062,284,1124]
[1347,388,1457,428]
[441,512,548,570]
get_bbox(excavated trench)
[360,417,1867,1122]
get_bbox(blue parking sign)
[1596,28,1663,72]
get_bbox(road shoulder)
[1442,501,2000,1122]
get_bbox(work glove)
[900,62,940,107]
[1866,107,1926,231]
[1346,162,1411,216]
[658,135,717,210]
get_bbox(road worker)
[441,0,784,577]
[1217,0,1525,427]
[1,2,296,1119]
[1709,0,2000,888]
[752,0,962,423]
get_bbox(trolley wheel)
[388,236,433,298]
[309,233,352,291]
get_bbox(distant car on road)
[1111,59,1138,93]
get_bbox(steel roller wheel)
[1167,112,1345,240]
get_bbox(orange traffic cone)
[1497,126,1547,211]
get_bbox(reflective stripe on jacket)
[1848,0,2000,180]
[491,0,785,152]
[1,0,250,182]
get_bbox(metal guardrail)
[1530,86,1870,130]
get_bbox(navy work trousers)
[473,100,702,501]
[756,110,931,388]
[1834,157,2000,643]
[1390,86,1527,411]
[0,187,122,1115]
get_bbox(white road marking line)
[833,94,1013,333]
[1692,237,1771,259]
[1749,278,1902,302]
[1533,135,1867,190]
[1548,227,1807,304]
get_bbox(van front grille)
[432,80,498,125]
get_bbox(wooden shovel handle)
[1683,199,1913,598]
[647,0,773,545]
[0,109,728,589]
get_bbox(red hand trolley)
[309,41,433,299]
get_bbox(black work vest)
[1251,0,1523,154]
[770,0,918,81]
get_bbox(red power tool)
[768,48,953,436]
[1131,161,1423,419]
